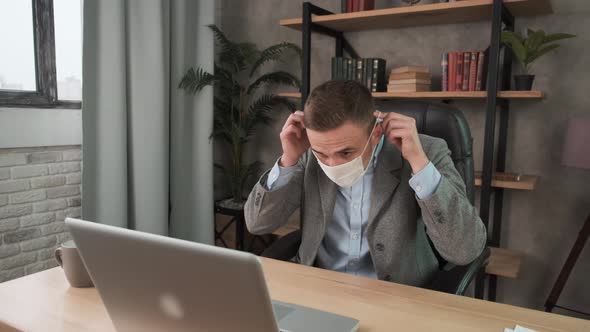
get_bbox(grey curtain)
[82,0,214,244]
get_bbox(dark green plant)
[501,28,575,74]
[179,25,301,203]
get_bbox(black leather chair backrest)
[375,100,475,204]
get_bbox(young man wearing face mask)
[244,80,486,286]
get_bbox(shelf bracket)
[476,0,516,302]
[301,2,360,109]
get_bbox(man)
[244,80,486,286]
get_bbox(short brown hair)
[303,80,375,132]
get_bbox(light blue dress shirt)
[266,136,441,278]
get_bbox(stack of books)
[331,57,387,92]
[441,50,488,92]
[387,66,431,92]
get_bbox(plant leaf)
[238,42,260,67]
[243,94,296,137]
[208,24,247,73]
[501,31,523,45]
[247,71,301,95]
[249,42,302,77]
[526,28,536,38]
[502,32,528,68]
[527,43,560,64]
[543,33,576,44]
[526,29,545,52]
[214,163,227,173]
[178,67,216,94]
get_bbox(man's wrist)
[279,155,298,167]
[409,153,430,174]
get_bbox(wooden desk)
[0,258,588,332]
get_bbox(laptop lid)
[66,217,279,332]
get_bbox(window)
[0,0,82,108]
[0,1,37,92]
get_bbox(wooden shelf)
[475,172,539,191]
[373,91,544,99]
[278,91,544,100]
[486,247,523,279]
[280,0,552,32]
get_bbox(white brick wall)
[0,146,81,282]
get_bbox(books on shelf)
[331,57,387,92]
[388,66,431,92]
[342,0,374,13]
[442,50,488,92]
[390,66,429,74]
[441,54,448,92]
[389,71,431,80]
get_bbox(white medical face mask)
[314,113,383,188]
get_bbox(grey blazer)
[244,134,486,287]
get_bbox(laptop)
[65,218,360,332]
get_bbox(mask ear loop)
[359,110,384,167]
[376,110,384,123]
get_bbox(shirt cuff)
[409,162,442,200]
[266,158,299,190]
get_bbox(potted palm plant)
[501,28,575,90]
[180,25,300,206]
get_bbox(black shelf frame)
[297,0,518,301]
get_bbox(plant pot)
[514,74,535,91]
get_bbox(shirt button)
[352,203,359,209]
[416,185,422,192]
[351,232,359,240]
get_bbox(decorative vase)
[514,74,535,91]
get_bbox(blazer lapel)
[368,141,403,228]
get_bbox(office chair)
[261,100,490,296]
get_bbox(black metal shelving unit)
[291,0,544,301]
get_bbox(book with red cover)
[475,51,486,91]
[449,52,456,92]
[441,53,448,92]
[456,52,463,91]
[352,0,359,12]
[346,0,353,12]
[469,51,478,91]
[360,0,374,10]
[462,52,470,91]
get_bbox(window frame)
[0,0,81,109]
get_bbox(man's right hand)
[279,111,310,167]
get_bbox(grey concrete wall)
[0,146,81,282]
[220,0,590,314]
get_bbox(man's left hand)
[375,111,429,174]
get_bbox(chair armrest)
[261,230,301,261]
[425,247,491,296]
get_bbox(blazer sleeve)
[416,137,487,265]
[243,153,307,235]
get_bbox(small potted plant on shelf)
[501,28,575,90]
[179,25,301,207]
